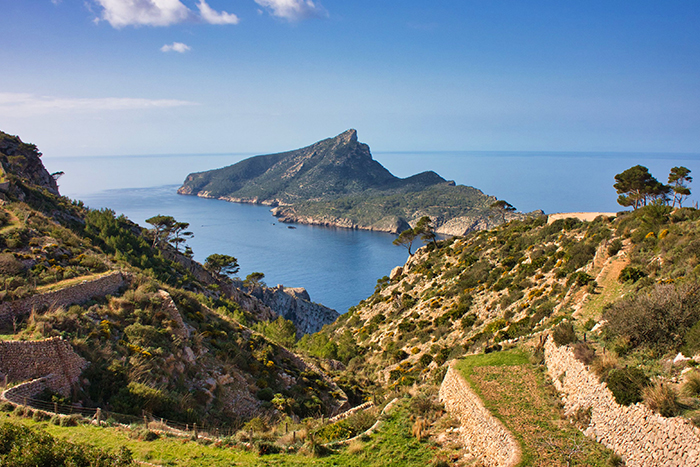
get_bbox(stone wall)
[0,271,126,325]
[439,365,521,467]
[545,338,700,466]
[2,376,53,403]
[0,337,87,397]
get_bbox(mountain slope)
[0,131,347,427]
[178,130,515,235]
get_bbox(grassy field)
[2,401,445,467]
[456,349,616,467]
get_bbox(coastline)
[176,189,518,236]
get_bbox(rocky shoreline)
[178,190,535,236]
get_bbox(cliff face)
[0,131,59,194]
[179,130,510,234]
[241,283,339,337]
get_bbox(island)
[178,129,520,235]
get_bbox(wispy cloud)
[196,0,239,24]
[161,41,191,52]
[254,0,326,21]
[0,93,197,116]
[93,0,239,28]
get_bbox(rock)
[673,352,690,364]
[389,266,403,281]
[240,282,339,337]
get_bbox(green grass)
[456,349,615,467]
[2,401,444,467]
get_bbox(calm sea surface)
[42,151,700,312]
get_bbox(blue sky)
[1,0,699,157]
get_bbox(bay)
[42,150,700,313]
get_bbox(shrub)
[552,322,577,346]
[606,368,649,406]
[607,239,623,256]
[603,283,700,352]
[59,414,81,427]
[0,402,14,412]
[642,381,680,417]
[618,266,647,283]
[256,388,274,402]
[32,410,50,422]
[681,371,700,397]
[573,342,596,365]
[0,422,134,466]
[682,320,700,357]
[571,272,593,287]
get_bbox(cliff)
[238,283,339,336]
[0,131,59,195]
[178,130,509,235]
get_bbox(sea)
[42,150,700,313]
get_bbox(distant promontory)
[178,129,518,235]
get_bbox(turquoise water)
[42,151,700,312]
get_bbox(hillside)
[0,131,347,429]
[178,129,516,235]
[3,129,700,466]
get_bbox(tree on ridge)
[490,200,515,223]
[669,166,692,208]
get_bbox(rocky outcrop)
[241,284,339,336]
[439,365,521,467]
[545,338,700,466]
[0,131,59,194]
[162,248,336,334]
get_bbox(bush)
[552,322,577,346]
[681,371,700,397]
[606,368,649,406]
[0,422,134,465]
[0,402,15,412]
[607,239,623,256]
[642,381,679,417]
[603,283,700,352]
[32,410,50,422]
[618,266,647,283]
[573,342,596,365]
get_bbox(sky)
[1,1,699,157]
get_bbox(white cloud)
[94,0,192,27]
[161,41,191,52]
[93,0,240,28]
[0,93,197,116]
[197,0,239,24]
[254,0,326,21]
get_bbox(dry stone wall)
[0,271,126,325]
[439,365,521,467]
[0,337,87,397]
[545,338,700,466]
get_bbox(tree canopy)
[614,165,692,210]
[490,200,516,223]
[669,166,692,208]
[414,216,437,247]
[614,165,669,209]
[204,253,240,278]
[393,228,418,256]
[145,215,194,252]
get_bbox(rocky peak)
[0,131,59,194]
